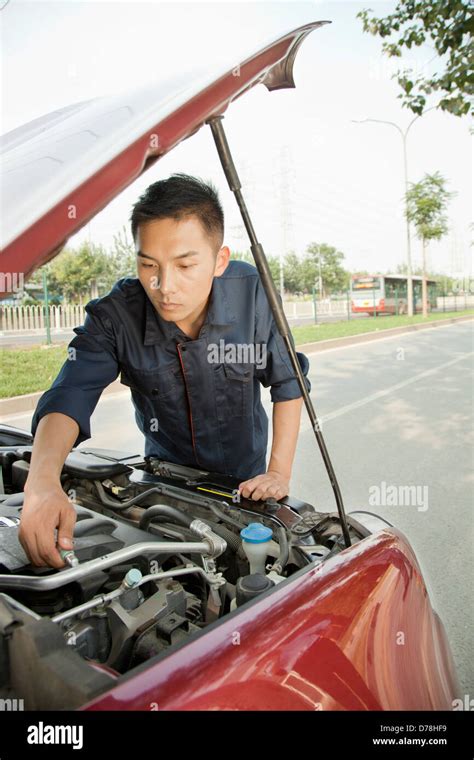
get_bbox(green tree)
[230,250,253,265]
[358,1,473,116]
[266,256,282,289]
[283,252,304,294]
[405,172,455,316]
[304,243,349,295]
[230,250,281,290]
[108,226,137,284]
[49,242,112,304]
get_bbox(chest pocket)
[213,362,253,419]
[120,364,180,401]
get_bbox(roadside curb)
[1,314,472,418]
[295,314,473,354]
[0,378,125,418]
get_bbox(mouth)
[159,302,181,310]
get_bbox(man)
[19,174,311,569]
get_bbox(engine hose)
[93,481,167,511]
[93,480,233,515]
[273,526,289,573]
[139,505,193,531]
[145,516,241,555]
[146,522,196,542]
[207,521,241,554]
[94,480,243,535]
[208,501,244,531]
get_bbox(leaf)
[357,0,473,119]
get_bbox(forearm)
[25,413,79,489]
[267,396,304,479]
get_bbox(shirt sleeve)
[254,277,311,403]
[31,301,119,447]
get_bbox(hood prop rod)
[207,115,351,548]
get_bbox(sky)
[1,0,472,279]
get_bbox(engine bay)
[0,425,371,709]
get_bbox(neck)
[175,297,210,340]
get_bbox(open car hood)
[0,21,328,288]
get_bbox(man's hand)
[19,479,77,568]
[238,470,289,502]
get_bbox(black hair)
[130,173,224,251]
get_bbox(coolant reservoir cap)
[240,522,273,544]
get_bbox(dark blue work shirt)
[31,260,311,480]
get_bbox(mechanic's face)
[136,216,229,325]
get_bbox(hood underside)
[0,21,329,291]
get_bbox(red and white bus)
[351,274,437,316]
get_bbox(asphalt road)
[2,320,473,695]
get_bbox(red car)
[0,21,460,712]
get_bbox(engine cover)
[0,497,165,575]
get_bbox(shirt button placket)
[177,342,200,466]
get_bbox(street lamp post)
[352,108,436,317]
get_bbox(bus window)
[386,279,408,297]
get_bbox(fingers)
[36,528,65,569]
[18,526,45,568]
[20,521,62,567]
[38,503,77,568]
[252,484,280,501]
[256,484,286,501]
[238,478,259,499]
[238,476,288,502]
[19,494,77,569]
[58,505,77,551]
[249,483,267,501]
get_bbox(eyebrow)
[136,250,200,262]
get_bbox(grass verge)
[292,309,473,346]
[1,310,472,398]
[1,344,69,399]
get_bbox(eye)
[179,264,196,269]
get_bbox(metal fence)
[0,294,473,333]
[286,292,474,322]
[0,304,85,332]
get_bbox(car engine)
[0,425,371,709]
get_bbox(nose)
[157,267,177,296]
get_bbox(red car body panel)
[83,529,460,711]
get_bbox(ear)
[214,245,231,277]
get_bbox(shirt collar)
[143,275,236,345]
